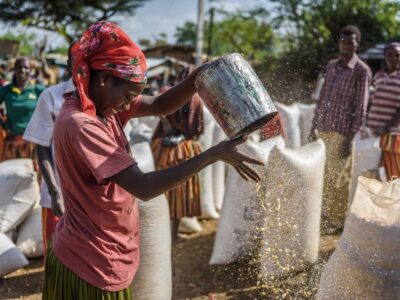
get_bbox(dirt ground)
[0,220,338,300]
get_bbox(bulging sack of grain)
[259,139,325,278]
[212,124,227,211]
[132,196,172,300]
[297,103,315,146]
[130,142,172,300]
[0,233,29,277]
[137,116,159,131]
[317,177,400,299]
[179,217,202,234]
[349,132,381,204]
[0,159,40,233]
[198,107,219,219]
[210,136,284,265]
[129,122,154,144]
[16,203,43,258]
[274,102,301,148]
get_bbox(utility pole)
[196,0,205,66]
[207,7,214,57]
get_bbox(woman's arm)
[111,136,263,201]
[135,64,208,118]
[37,145,64,216]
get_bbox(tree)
[0,0,150,43]
[174,8,278,62]
[0,32,37,56]
[269,0,400,79]
[174,21,197,47]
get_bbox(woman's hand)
[210,135,264,182]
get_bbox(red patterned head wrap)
[72,20,147,116]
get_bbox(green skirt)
[43,242,132,300]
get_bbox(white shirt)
[23,79,75,208]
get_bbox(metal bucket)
[195,53,278,139]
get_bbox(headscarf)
[72,20,147,117]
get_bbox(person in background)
[0,57,45,163]
[43,21,262,299]
[23,42,76,257]
[366,42,400,179]
[309,25,372,234]
[151,66,204,242]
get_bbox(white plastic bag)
[0,233,29,277]
[212,124,227,211]
[274,102,301,148]
[317,177,400,299]
[16,203,44,258]
[0,159,40,233]
[131,196,172,300]
[259,139,325,278]
[349,132,381,204]
[210,137,284,265]
[198,107,219,219]
[130,141,172,300]
[137,116,159,132]
[179,217,202,234]
[129,122,154,144]
[297,103,315,146]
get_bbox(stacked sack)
[0,159,41,277]
[274,102,316,148]
[349,131,382,204]
[211,137,326,280]
[210,137,284,264]
[317,177,400,299]
[128,129,172,300]
[259,139,325,279]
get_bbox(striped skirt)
[2,133,37,165]
[380,133,400,180]
[43,242,132,300]
[151,138,202,219]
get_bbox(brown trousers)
[319,132,351,233]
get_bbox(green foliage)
[174,8,278,62]
[270,0,400,79]
[0,0,149,42]
[0,31,37,56]
[174,21,197,47]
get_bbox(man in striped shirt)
[309,25,372,234]
[367,43,400,179]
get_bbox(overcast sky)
[1,0,269,48]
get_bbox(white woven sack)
[130,142,172,300]
[259,139,325,278]
[317,177,400,299]
[0,159,40,233]
[212,124,227,211]
[296,103,315,146]
[210,137,284,265]
[0,159,33,173]
[274,102,301,148]
[179,217,202,234]
[349,132,381,204]
[124,120,133,143]
[137,116,159,132]
[16,203,44,258]
[0,233,29,277]
[129,122,154,144]
[198,107,219,219]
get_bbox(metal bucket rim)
[194,53,242,85]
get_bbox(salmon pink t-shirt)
[52,94,142,291]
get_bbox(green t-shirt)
[0,83,45,135]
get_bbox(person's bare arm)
[111,136,263,201]
[135,64,208,118]
[37,145,63,216]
